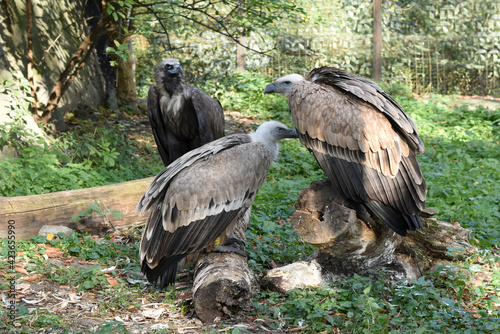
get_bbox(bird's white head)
[157,58,184,75]
[250,121,297,161]
[264,74,305,97]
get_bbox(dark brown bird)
[137,121,298,287]
[147,58,225,166]
[264,67,426,236]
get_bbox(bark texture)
[192,209,257,323]
[0,177,153,238]
[263,179,477,292]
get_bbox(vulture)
[264,67,426,236]
[137,121,298,287]
[147,58,225,166]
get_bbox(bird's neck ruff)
[162,75,184,96]
[249,132,280,161]
[249,131,280,161]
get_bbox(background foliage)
[134,0,499,96]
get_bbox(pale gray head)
[155,58,184,76]
[264,74,305,97]
[249,121,297,161]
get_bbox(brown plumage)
[147,58,225,166]
[137,121,298,287]
[264,67,426,236]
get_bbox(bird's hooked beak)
[264,82,276,94]
[281,128,298,139]
[168,64,184,75]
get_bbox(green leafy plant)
[0,117,163,197]
[74,264,110,292]
[70,203,123,226]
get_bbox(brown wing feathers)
[191,89,225,144]
[308,67,425,154]
[290,68,426,235]
[139,135,272,287]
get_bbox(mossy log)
[263,179,477,292]
[0,177,153,238]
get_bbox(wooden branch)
[192,209,257,323]
[26,0,38,117]
[0,177,153,238]
[263,179,478,292]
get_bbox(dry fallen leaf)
[142,307,165,319]
[16,283,31,292]
[43,246,64,258]
[21,274,41,282]
[106,277,119,287]
[14,264,29,275]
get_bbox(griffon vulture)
[148,58,225,166]
[264,67,426,236]
[138,121,298,287]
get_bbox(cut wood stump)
[192,209,257,323]
[0,177,153,238]
[263,179,478,292]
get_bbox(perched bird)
[264,67,426,236]
[147,58,225,166]
[137,121,298,287]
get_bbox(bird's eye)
[165,64,173,69]
[284,81,291,85]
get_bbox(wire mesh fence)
[141,0,500,96]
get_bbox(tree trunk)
[372,0,382,82]
[39,13,113,123]
[236,28,247,73]
[26,0,38,117]
[108,6,139,109]
[116,37,139,108]
[192,209,257,323]
[236,1,247,73]
[263,179,478,292]
[0,177,153,238]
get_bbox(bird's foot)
[214,237,248,258]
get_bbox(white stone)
[38,225,74,237]
[262,260,324,292]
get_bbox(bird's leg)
[214,237,248,258]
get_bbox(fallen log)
[0,177,153,237]
[263,179,478,292]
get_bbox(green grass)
[0,109,163,197]
[255,258,500,333]
[402,96,500,248]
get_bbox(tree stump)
[263,179,477,292]
[192,209,257,323]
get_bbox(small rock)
[261,260,324,293]
[38,225,74,237]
